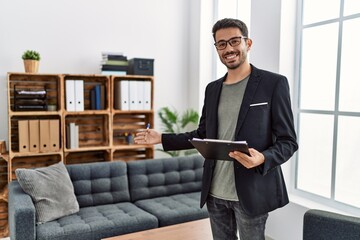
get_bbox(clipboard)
[189,138,250,161]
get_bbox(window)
[214,0,251,79]
[295,0,360,213]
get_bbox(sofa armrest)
[303,209,360,240]
[8,181,36,240]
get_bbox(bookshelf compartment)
[112,75,154,111]
[112,113,153,146]
[0,199,8,238]
[10,115,62,153]
[65,150,111,165]
[8,73,61,112]
[63,75,110,111]
[11,155,61,181]
[65,114,110,149]
[113,148,153,161]
[0,158,8,190]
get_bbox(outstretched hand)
[134,129,162,145]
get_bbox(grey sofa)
[303,209,360,240]
[8,154,208,240]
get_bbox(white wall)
[0,0,198,145]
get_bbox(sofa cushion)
[135,192,208,227]
[36,202,158,240]
[15,162,79,224]
[127,154,204,202]
[66,161,130,208]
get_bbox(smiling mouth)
[224,52,239,61]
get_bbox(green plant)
[22,50,41,61]
[158,106,199,157]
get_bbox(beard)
[221,49,248,70]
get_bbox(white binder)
[143,81,151,110]
[129,81,139,110]
[74,80,84,111]
[114,80,130,110]
[65,80,75,111]
[136,81,144,110]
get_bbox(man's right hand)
[134,129,162,145]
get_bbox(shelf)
[64,146,111,153]
[10,151,62,158]
[113,144,153,150]
[65,150,111,165]
[9,111,62,116]
[112,109,154,114]
[64,110,110,115]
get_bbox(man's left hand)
[229,148,265,169]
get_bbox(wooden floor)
[103,218,212,240]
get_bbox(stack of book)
[101,52,128,76]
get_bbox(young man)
[135,18,298,240]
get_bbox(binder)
[94,85,101,110]
[129,81,139,110]
[29,120,40,152]
[18,120,29,152]
[114,80,129,110]
[74,124,79,148]
[49,119,60,151]
[39,120,50,152]
[189,138,250,161]
[100,85,105,110]
[90,88,96,110]
[65,80,75,111]
[68,123,77,149]
[74,80,84,111]
[136,81,144,110]
[143,81,151,110]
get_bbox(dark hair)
[212,18,249,40]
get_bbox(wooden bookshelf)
[1,72,155,237]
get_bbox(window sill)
[289,193,360,217]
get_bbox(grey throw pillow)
[15,161,79,224]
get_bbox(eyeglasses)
[214,36,247,50]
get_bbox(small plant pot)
[24,60,39,73]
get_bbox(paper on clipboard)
[189,138,250,161]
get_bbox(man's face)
[214,27,250,70]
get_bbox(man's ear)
[246,38,253,51]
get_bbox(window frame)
[293,0,360,216]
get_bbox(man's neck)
[225,62,251,84]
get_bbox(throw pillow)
[15,161,79,224]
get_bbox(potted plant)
[158,106,199,157]
[22,50,41,73]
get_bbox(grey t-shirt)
[209,75,249,201]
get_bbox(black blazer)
[162,65,298,216]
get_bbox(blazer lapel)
[207,76,225,139]
[235,66,261,137]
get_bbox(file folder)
[39,119,50,152]
[189,138,250,161]
[129,81,139,110]
[143,81,151,110]
[18,120,29,152]
[29,120,40,152]
[68,122,77,149]
[74,80,84,111]
[94,85,101,110]
[114,80,130,110]
[136,81,144,110]
[49,119,60,151]
[66,80,75,111]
